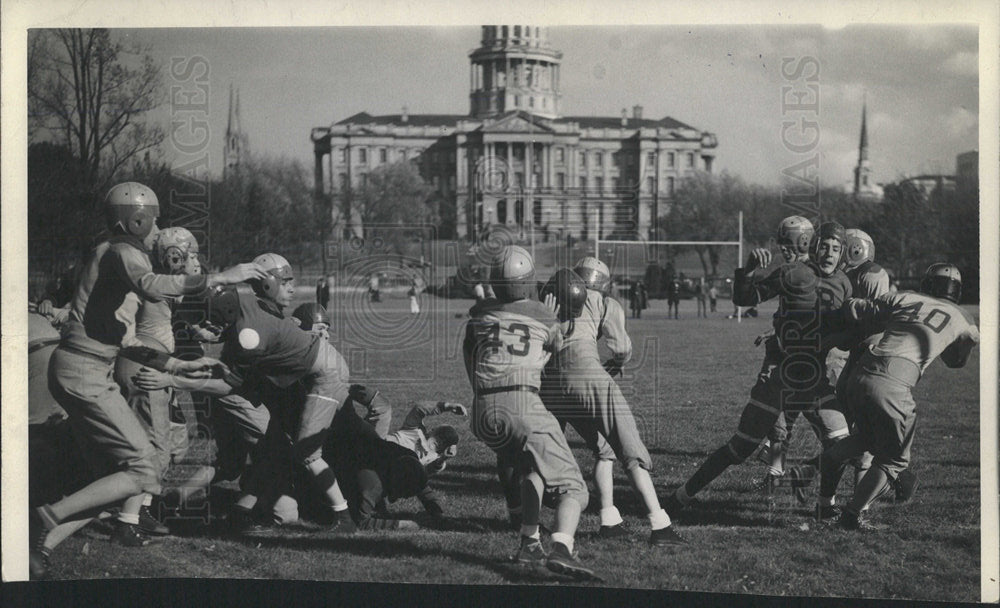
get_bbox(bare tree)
[28,29,164,193]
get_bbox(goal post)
[594,210,745,321]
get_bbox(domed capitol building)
[310,26,719,241]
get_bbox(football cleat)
[788,466,815,505]
[138,505,170,536]
[814,504,841,521]
[514,536,548,567]
[597,523,631,539]
[837,509,875,531]
[894,469,919,503]
[111,521,152,547]
[30,548,51,580]
[328,509,358,534]
[545,542,598,581]
[29,509,51,580]
[649,525,687,547]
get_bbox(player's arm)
[941,325,980,369]
[133,367,235,395]
[542,321,564,354]
[600,297,633,365]
[843,294,893,327]
[416,486,445,519]
[733,251,781,306]
[858,269,890,300]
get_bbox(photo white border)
[2,0,997,600]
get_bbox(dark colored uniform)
[726,260,852,461]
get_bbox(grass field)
[42,291,981,601]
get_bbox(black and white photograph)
[2,1,997,604]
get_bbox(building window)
[515,172,524,188]
[338,173,348,190]
[360,173,368,187]
[666,152,675,168]
[557,173,565,190]
[612,177,620,190]
[646,177,654,193]
[594,151,603,167]
[626,153,635,167]
[555,147,564,163]
[543,98,547,108]
[579,176,587,193]
[338,148,346,163]
[358,148,367,163]
[579,151,586,168]
[667,176,675,195]
[612,151,621,165]
[686,152,695,168]
[595,177,603,192]
[448,175,456,191]
[432,176,440,190]
[379,148,387,163]
[529,96,534,108]
[647,152,656,167]
[514,94,520,107]
[399,149,407,161]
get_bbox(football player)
[113,227,202,536]
[135,282,355,533]
[542,261,684,546]
[464,245,596,580]
[30,182,265,578]
[813,263,979,529]
[665,222,852,516]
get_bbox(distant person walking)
[316,275,330,309]
[369,274,381,303]
[708,283,719,313]
[629,281,648,319]
[666,277,680,319]
[696,279,708,318]
[409,279,420,314]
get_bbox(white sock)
[142,494,153,507]
[819,495,836,507]
[766,466,784,477]
[648,508,671,531]
[600,506,623,527]
[118,512,140,525]
[550,532,574,553]
[520,524,539,539]
[332,502,349,512]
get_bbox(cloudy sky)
[118,24,977,187]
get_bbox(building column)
[314,149,325,194]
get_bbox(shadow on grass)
[647,447,714,458]
[238,531,589,584]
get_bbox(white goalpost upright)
[594,210,745,321]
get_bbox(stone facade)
[311,26,718,240]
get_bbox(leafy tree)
[353,162,436,252]
[28,29,164,193]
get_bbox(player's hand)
[50,307,70,326]
[170,356,224,377]
[134,368,172,390]
[442,402,468,416]
[211,262,269,286]
[37,300,55,316]
[542,292,560,317]
[753,329,774,347]
[746,248,772,271]
[397,519,421,531]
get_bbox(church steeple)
[853,94,875,201]
[224,84,247,176]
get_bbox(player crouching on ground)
[30,182,266,579]
[464,245,597,580]
[134,282,354,533]
[812,263,979,530]
[541,262,684,546]
[665,221,852,517]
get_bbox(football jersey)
[552,289,632,372]
[119,292,176,353]
[840,260,891,350]
[62,236,207,359]
[463,298,561,392]
[847,291,980,375]
[220,291,322,388]
[734,261,852,347]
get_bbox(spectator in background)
[696,279,708,318]
[708,282,719,313]
[666,277,680,319]
[630,281,648,319]
[409,279,420,314]
[369,273,381,303]
[316,275,330,309]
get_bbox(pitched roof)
[335,112,468,127]
[558,115,695,130]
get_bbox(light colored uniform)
[464,298,588,508]
[114,294,177,474]
[827,260,891,386]
[843,291,979,476]
[543,290,650,469]
[49,236,207,495]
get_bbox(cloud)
[942,51,978,76]
[945,106,978,138]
